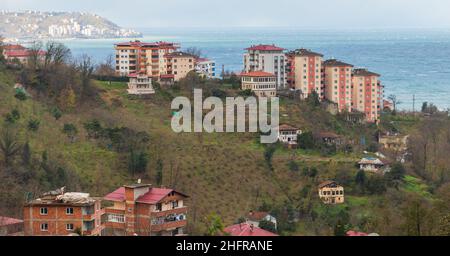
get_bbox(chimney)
[250,224,254,233]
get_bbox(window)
[41,223,48,231]
[40,207,48,215]
[108,214,125,223]
[172,201,179,209]
[156,203,162,211]
[66,207,74,215]
[66,223,74,231]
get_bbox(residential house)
[127,73,155,95]
[378,132,408,152]
[0,216,23,236]
[195,58,216,79]
[278,124,302,145]
[246,211,277,230]
[240,71,277,97]
[2,44,45,64]
[103,183,188,236]
[315,131,343,146]
[224,223,278,236]
[23,188,104,236]
[318,181,344,204]
[358,157,390,174]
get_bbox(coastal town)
[0,36,447,237]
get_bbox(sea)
[50,27,450,110]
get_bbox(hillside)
[0,11,141,40]
[0,62,449,235]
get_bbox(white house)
[127,73,155,95]
[358,157,390,174]
[278,124,302,145]
[246,211,277,230]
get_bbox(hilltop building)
[243,44,287,89]
[2,44,45,64]
[287,48,324,99]
[127,73,155,95]
[195,58,216,79]
[103,183,188,236]
[164,51,196,82]
[240,71,277,97]
[224,223,278,236]
[378,132,408,152]
[318,181,344,204]
[323,59,354,112]
[23,188,104,236]
[358,157,390,174]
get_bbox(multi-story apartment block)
[318,181,344,204]
[23,189,104,236]
[127,73,155,95]
[286,49,324,99]
[195,58,216,79]
[351,68,382,122]
[323,59,354,112]
[115,41,179,78]
[240,71,277,97]
[164,51,196,82]
[243,44,287,89]
[103,183,188,236]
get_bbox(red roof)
[104,187,186,204]
[245,44,285,51]
[224,223,278,236]
[3,44,26,51]
[0,216,23,226]
[196,58,211,63]
[115,41,178,48]
[240,71,276,77]
[346,230,369,236]
[4,49,45,57]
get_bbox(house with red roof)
[224,222,278,236]
[2,44,45,65]
[240,71,277,97]
[103,182,188,236]
[0,216,24,236]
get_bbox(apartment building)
[318,181,344,204]
[323,59,354,112]
[164,51,196,82]
[243,44,287,89]
[103,183,188,236]
[351,68,382,122]
[114,40,179,78]
[23,189,103,236]
[240,71,277,97]
[195,58,216,79]
[286,49,324,99]
[127,73,155,95]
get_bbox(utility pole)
[413,94,415,114]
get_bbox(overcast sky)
[2,0,450,28]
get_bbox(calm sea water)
[58,27,450,110]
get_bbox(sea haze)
[58,27,450,110]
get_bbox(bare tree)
[388,94,401,114]
[185,47,202,58]
[95,54,115,77]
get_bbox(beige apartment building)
[243,44,287,89]
[323,59,354,112]
[114,40,179,78]
[241,71,277,97]
[351,68,381,122]
[287,49,324,99]
[164,51,196,82]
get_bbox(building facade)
[23,190,103,236]
[114,41,179,78]
[2,44,45,64]
[278,124,301,145]
[243,44,287,89]
[195,58,216,79]
[323,59,354,112]
[127,73,155,95]
[287,49,324,99]
[164,51,196,82]
[351,68,382,122]
[240,71,277,97]
[103,183,188,236]
[318,181,344,204]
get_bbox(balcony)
[150,220,187,232]
[151,206,187,217]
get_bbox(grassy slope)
[0,70,434,235]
